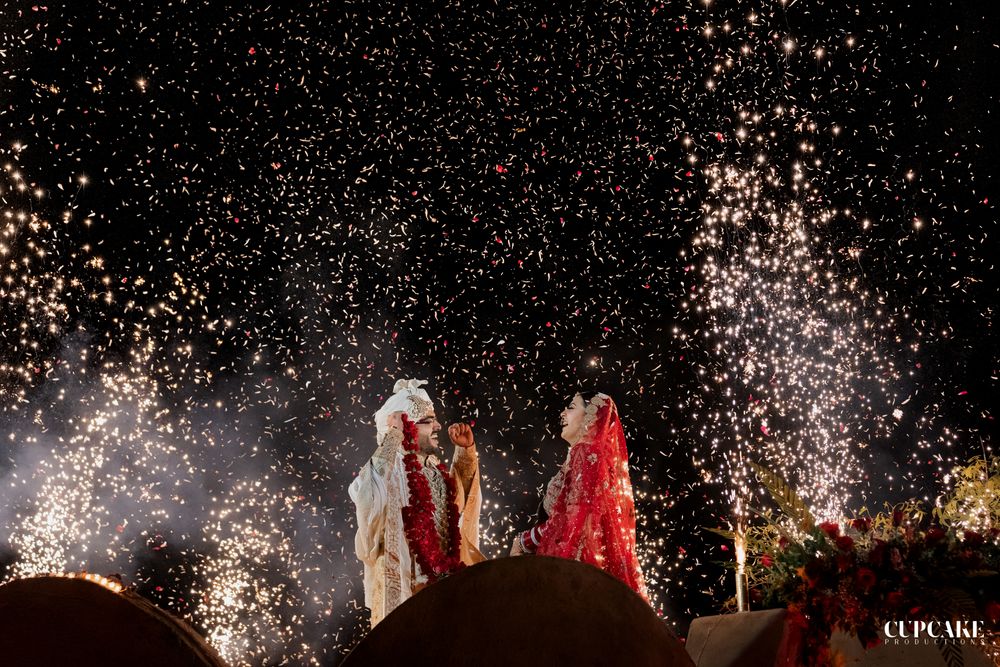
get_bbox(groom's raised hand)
[447,423,475,449]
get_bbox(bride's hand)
[509,535,524,556]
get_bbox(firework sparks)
[682,158,900,521]
[1,0,996,659]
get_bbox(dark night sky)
[1,1,998,664]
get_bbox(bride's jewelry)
[581,392,609,431]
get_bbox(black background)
[1,0,998,663]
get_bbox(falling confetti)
[1,1,997,664]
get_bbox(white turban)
[374,379,434,439]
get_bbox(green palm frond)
[748,461,815,530]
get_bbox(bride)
[510,391,647,599]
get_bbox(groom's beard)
[417,432,440,457]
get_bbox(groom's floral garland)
[400,414,464,582]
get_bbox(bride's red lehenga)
[518,394,648,600]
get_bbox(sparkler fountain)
[682,154,902,611]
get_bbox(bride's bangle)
[518,530,536,554]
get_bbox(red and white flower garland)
[399,414,464,582]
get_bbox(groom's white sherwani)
[349,382,482,627]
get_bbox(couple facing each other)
[349,379,647,628]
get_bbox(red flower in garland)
[835,535,855,552]
[399,414,464,583]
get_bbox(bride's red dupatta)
[535,394,648,600]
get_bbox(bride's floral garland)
[400,414,464,582]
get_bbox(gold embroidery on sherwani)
[355,430,482,628]
[371,429,403,476]
[373,429,405,626]
[421,462,450,544]
[451,446,483,564]
[381,491,403,620]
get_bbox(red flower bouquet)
[725,457,1000,665]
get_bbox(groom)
[349,379,483,627]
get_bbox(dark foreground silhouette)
[0,574,226,667]
[345,555,693,667]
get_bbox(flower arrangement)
[399,414,464,583]
[723,456,1000,666]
